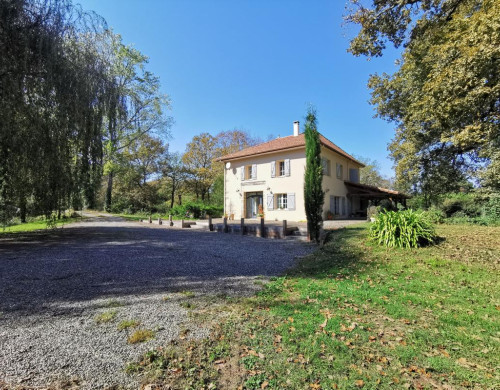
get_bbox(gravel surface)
[0,214,313,389]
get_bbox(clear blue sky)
[78,0,400,177]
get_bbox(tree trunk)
[105,172,113,211]
[19,195,27,223]
[178,193,182,205]
[170,183,175,208]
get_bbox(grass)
[0,216,83,234]
[128,329,155,344]
[118,319,140,331]
[95,310,117,324]
[129,223,500,389]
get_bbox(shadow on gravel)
[0,224,312,317]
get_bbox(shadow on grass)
[286,226,368,279]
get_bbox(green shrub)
[440,193,481,218]
[422,207,445,224]
[483,195,500,221]
[370,209,436,248]
[170,202,223,219]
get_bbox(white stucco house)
[218,121,406,221]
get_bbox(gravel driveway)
[0,214,313,389]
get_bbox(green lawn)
[0,216,83,234]
[130,224,500,389]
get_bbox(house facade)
[219,121,405,221]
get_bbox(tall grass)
[370,209,436,248]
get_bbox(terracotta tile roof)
[217,133,364,166]
[344,181,410,198]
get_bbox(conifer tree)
[304,108,324,243]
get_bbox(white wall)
[321,147,362,218]
[224,148,307,221]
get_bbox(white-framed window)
[321,158,331,176]
[278,160,285,177]
[271,159,290,177]
[276,193,287,209]
[247,165,253,180]
[242,164,257,180]
[336,163,343,179]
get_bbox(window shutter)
[267,194,274,210]
[287,193,295,210]
[252,164,257,179]
[270,161,276,178]
[330,195,335,213]
[241,166,245,181]
[342,197,346,215]
[285,159,290,176]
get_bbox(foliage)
[483,195,500,220]
[95,310,117,324]
[421,207,445,224]
[0,0,111,219]
[169,201,223,219]
[370,209,436,248]
[354,156,393,188]
[346,0,500,195]
[440,193,481,218]
[304,108,324,243]
[128,329,155,344]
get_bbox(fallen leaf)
[261,381,269,389]
[355,379,364,387]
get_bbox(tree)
[103,34,171,211]
[0,0,113,221]
[112,134,167,212]
[161,152,188,208]
[345,0,500,194]
[354,156,393,189]
[304,108,324,243]
[182,133,218,201]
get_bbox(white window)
[278,161,285,177]
[276,193,287,209]
[336,163,343,179]
[242,164,257,180]
[321,158,331,176]
[271,159,290,177]
[247,165,253,180]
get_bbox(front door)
[246,192,263,218]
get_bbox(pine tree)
[304,108,324,243]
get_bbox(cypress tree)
[304,108,324,243]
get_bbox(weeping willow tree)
[0,0,170,224]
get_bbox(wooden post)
[158,217,162,225]
[208,215,213,231]
[181,218,185,228]
[169,214,173,227]
[223,217,228,233]
[148,216,152,224]
[282,220,287,239]
[240,218,245,235]
[260,217,265,238]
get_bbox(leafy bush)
[440,193,480,218]
[370,209,436,248]
[483,195,500,221]
[422,207,445,224]
[169,202,223,219]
